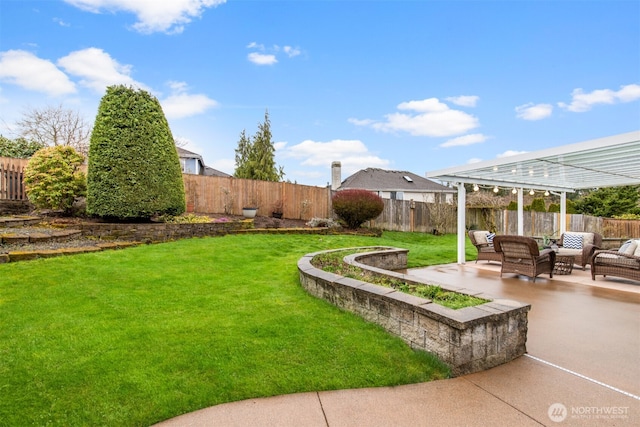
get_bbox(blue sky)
[1,0,639,187]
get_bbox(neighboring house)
[177,147,230,177]
[334,164,455,203]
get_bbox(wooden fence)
[182,174,331,220]
[2,155,638,237]
[0,157,28,200]
[466,208,639,239]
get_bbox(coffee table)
[553,255,575,275]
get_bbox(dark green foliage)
[548,203,560,213]
[506,201,518,211]
[87,85,185,219]
[530,198,546,212]
[566,199,577,214]
[23,146,86,213]
[332,189,384,229]
[234,110,284,181]
[573,186,640,217]
[0,135,45,158]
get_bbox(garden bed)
[298,247,531,376]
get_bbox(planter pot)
[272,212,283,219]
[242,207,257,218]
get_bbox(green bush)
[23,146,86,213]
[506,201,518,211]
[530,198,547,212]
[87,85,185,219]
[548,203,560,213]
[0,136,45,158]
[332,189,384,229]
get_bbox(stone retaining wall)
[298,247,530,377]
[77,221,255,242]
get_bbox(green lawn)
[0,232,474,426]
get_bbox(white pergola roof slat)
[427,131,640,192]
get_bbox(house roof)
[176,147,205,164]
[204,166,231,177]
[340,168,455,193]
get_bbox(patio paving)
[155,263,639,427]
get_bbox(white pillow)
[563,233,583,249]
[634,240,640,257]
[619,240,638,256]
[473,231,488,245]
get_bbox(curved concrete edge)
[298,247,531,377]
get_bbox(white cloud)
[353,97,479,137]
[347,118,374,126]
[282,139,389,175]
[65,0,226,34]
[497,150,528,158]
[467,158,483,164]
[246,42,302,65]
[283,46,301,58]
[440,133,488,148]
[57,47,146,93]
[53,17,71,27]
[161,81,218,119]
[515,103,553,120]
[558,83,640,112]
[247,52,277,66]
[0,50,76,96]
[445,95,479,107]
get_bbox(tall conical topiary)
[87,85,185,219]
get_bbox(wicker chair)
[468,230,502,263]
[493,235,556,282]
[591,239,640,283]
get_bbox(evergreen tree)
[87,85,185,219]
[574,185,640,217]
[234,110,284,181]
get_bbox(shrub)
[530,198,547,212]
[306,217,342,228]
[548,203,560,213]
[506,201,518,211]
[332,189,384,229]
[87,85,185,219]
[0,136,45,158]
[23,146,86,213]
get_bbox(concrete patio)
[155,263,639,427]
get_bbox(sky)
[1,0,639,188]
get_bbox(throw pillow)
[634,240,640,257]
[563,233,583,249]
[486,233,495,245]
[618,240,637,256]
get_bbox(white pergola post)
[560,191,567,234]
[517,188,524,236]
[456,183,466,264]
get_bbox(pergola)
[426,130,640,264]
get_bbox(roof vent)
[403,175,413,182]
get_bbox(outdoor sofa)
[591,238,640,283]
[552,232,603,270]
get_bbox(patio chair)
[493,235,556,282]
[468,230,502,263]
